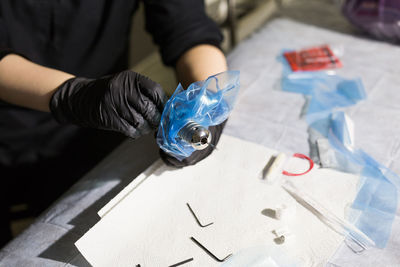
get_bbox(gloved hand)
[159,120,227,168]
[50,70,168,139]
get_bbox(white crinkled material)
[225,18,400,267]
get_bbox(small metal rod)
[168,258,194,267]
[190,237,232,262]
[186,203,214,228]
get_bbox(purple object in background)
[343,0,400,42]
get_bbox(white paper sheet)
[75,135,359,266]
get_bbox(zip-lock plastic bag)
[157,71,240,161]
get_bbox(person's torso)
[0,0,139,165]
[1,0,139,77]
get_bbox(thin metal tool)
[168,258,194,267]
[190,237,232,262]
[186,203,214,228]
[282,181,375,250]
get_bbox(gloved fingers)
[114,71,164,128]
[134,72,168,112]
[107,71,158,131]
[50,71,164,139]
[116,101,153,137]
[118,117,151,139]
[128,93,162,129]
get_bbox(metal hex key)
[190,237,232,262]
[186,203,214,228]
[168,258,194,267]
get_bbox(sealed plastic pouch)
[157,71,240,160]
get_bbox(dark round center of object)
[201,137,208,145]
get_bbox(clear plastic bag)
[157,71,240,160]
[279,49,399,249]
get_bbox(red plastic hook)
[282,153,314,176]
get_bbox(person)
[0,0,228,247]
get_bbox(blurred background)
[128,0,357,95]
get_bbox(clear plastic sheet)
[156,71,240,160]
[327,122,399,248]
[221,244,299,267]
[279,50,399,248]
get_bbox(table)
[1,18,399,267]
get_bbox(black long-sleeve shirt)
[0,0,223,166]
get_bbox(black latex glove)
[50,70,168,139]
[159,120,227,168]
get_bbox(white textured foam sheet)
[75,135,359,266]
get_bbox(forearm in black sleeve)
[143,0,224,67]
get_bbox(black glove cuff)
[49,77,91,124]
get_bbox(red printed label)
[284,45,342,72]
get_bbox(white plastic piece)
[278,233,295,243]
[262,153,287,184]
[273,227,295,244]
[284,232,295,242]
[343,113,355,149]
[275,204,296,221]
[275,205,286,220]
[274,226,290,237]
